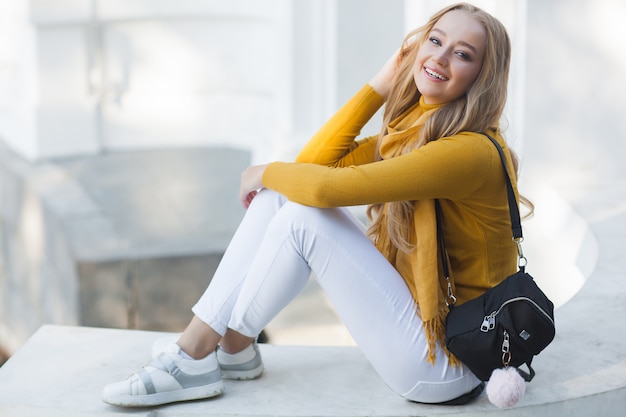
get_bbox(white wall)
[0,0,39,160]
[524,0,626,186]
[0,0,293,163]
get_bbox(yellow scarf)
[373,97,459,366]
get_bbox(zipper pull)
[481,313,496,332]
[502,330,510,353]
[501,330,511,367]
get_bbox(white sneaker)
[217,343,264,380]
[152,335,264,380]
[102,344,224,407]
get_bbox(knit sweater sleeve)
[295,84,385,166]
[263,132,499,208]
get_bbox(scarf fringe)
[423,306,461,367]
[372,202,460,367]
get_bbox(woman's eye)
[429,37,441,46]
[456,51,471,60]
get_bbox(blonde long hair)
[366,2,518,252]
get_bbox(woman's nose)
[432,49,449,67]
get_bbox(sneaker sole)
[221,363,265,380]
[103,380,225,407]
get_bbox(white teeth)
[425,68,447,81]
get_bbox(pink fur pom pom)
[486,367,526,408]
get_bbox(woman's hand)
[369,48,402,100]
[240,164,269,209]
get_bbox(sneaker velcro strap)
[153,354,178,375]
[147,353,222,389]
[136,368,157,395]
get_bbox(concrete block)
[77,260,131,329]
[131,254,220,331]
[0,143,249,351]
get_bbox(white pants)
[192,189,480,403]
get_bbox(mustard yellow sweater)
[263,84,518,305]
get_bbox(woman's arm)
[238,86,383,208]
[262,133,499,208]
[295,85,384,165]
[240,50,402,208]
[295,49,400,166]
[368,48,401,99]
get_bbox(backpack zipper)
[480,296,554,333]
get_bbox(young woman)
[103,2,522,407]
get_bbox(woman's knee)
[266,202,338,235]
[249,189,287,210]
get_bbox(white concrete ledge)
[0,325,437,417]
[0,320,624,417]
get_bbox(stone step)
[0,324,623,417]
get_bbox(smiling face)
[413,10,487,105]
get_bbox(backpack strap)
[436,132,526,307]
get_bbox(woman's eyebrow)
[458,41,477,54]
[431,28,477,54]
